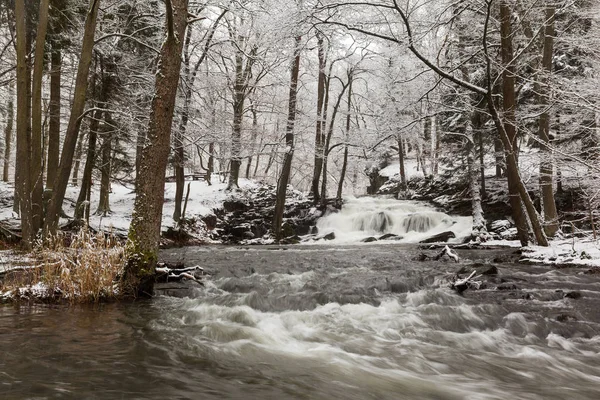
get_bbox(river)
[1,244,600,399]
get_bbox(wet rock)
[228,223,250,238]
[361,237,377,243]
[416,253,431,261]
[223,200,248,213]
[419,231,456,244]
[281,235,301,245]
[310,226,318,235]
[456,264,498,276]
[322,232,336,241]
[202,214,218,230]
[556,313,577,322]
[281,221,296,238]
[564,291,582,299]
[496,283,518,291]
[379,233,402,241]
[585,266,600,275]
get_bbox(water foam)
[315,197,472,243]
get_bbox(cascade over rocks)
[378,169,598,238]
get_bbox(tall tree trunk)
[30,0,50,235]
[310,33,327,202]
[467,113,486,239]
[498,3,530,246]
[44,0,101,238]
[135,125,145,189]
[397,133,406,187]
[494,3,548,246]
[125,0,188,295]
[273,35,301,241]
[226,51,246,190]
[245,101,258,179]
[494,138,503,177]
[15,0,33,248]
[206,142,214,185]
[74,109,100,221]
[3,83,13,183]
[538,6,559,237]
[173,24,192,223]
[337,71,353,200]
[320,78,349,204]
[71,135,84,186]
[95,113,112,216]
[46,28,61,191]
[478,129,486,199]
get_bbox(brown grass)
[1,228,126,303]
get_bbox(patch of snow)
[522,238,600,268]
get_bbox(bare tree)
[14,0,33,248]
[125,0,188,295]
[44,0,101,238]
[273,34,302,241]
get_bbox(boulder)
[378,233,402,241]
[223,200,248,213]
[419,231,456,243]
[202,214,218,230]
[361,237,377,243]
[323,232,336,240]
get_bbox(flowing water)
[315,197,473,243]
[2,244,600,399]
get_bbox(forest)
[0,0,599,293]
[2,2,600,398]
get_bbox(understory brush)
[1,228,125,303]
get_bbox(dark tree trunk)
[498,3,530,246]
[397,133,406,187]
[478,129,486,199]
[245,101,258,179]
[74,109,100,221]
[3,83,13,183]
[95,114,112,216]
[310,33,327,203]
[273,35,301,241]
[125,0,188,295]
[30,0,50,235]
[337,71,353,200]
[493,3,548,246]
[537,6,559,237]
[44,0,101,238]
[320,78,350,204]
[46,24,61,191]
[15,0,33,248]
[494,139,503,177]
[72,135,84,186]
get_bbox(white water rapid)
[315,197,472,244]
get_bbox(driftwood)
[450,270,484,293]
[418,245,460,262]
[155,263,205,285]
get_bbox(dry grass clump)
[1,228,126,303]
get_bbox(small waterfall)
[352,211,393,233]
[315,197,472,243]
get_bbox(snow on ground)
[0,177,258,237]
[522,238,600,268]
[379,160,425,179]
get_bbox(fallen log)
[155,263,205,285]
[450,270,484,293]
